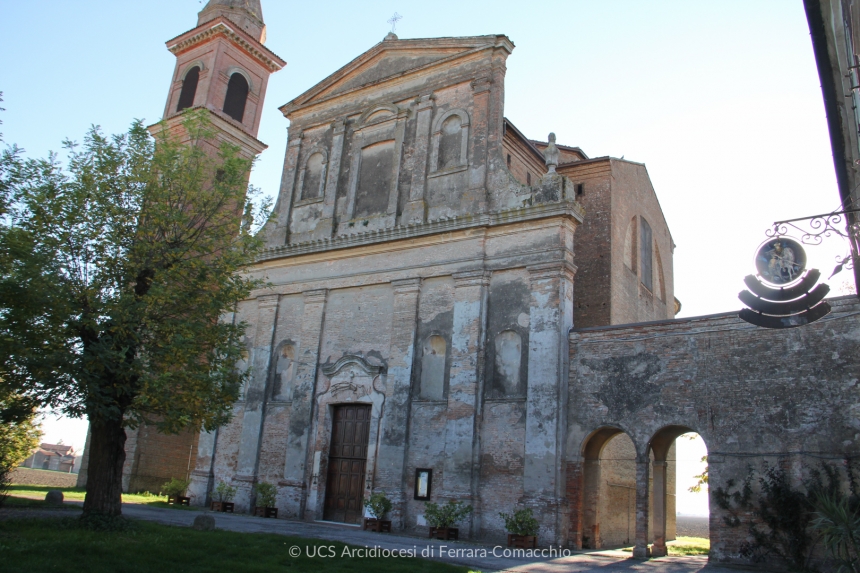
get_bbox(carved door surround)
[307,354,386,521]
[339,104,408,234]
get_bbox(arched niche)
[494,330,522,396]
[358,104,398,127]
[298,149,328,202]
[420,335,446,400]
[271,341,296,401]
[429,109,470,174]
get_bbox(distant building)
[21,443,78,473]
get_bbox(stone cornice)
[166,18,285,72]
[257,201,585,263]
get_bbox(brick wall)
[568,295,860,566]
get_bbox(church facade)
[80,1,860,566]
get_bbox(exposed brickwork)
[568,296,860,566]
[126,426,199,494]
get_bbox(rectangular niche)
[354,140,395,219]
[414,468,432,500]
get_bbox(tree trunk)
[82,416,127,516]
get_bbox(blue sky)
[1,1,847,513]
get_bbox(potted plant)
[362,491,393,532]
[500,507,539,548]
[162,477,192,506]
[253,481,278,518]
[210,481,237,513]
[424,500,473,540]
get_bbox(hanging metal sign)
[738,239,831,329]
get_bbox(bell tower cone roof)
[198,0,266,43]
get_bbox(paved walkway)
[2,501,744,573]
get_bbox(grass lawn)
[0,518,474,573]
[621,536,709,556]
[667,536,710,556]
[4,485,198,510]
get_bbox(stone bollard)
[45,490,64,505]
[192,515,216,531]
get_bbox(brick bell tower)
[76,1,285,494]
[157,0,285,160]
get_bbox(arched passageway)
[643,425,709,558]
[580,427,638,549]
[575,424,709,558]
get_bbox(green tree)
[0,391,42,508]
[0,111,269,518]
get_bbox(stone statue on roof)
[544,132,560,173]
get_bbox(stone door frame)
[306,354,386,521]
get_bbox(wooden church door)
[323,404,371,523]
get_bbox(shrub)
[423,500,473,528]
[0,464,10,510]
[161,478,191,498]
[499,507,539,536]
[714,461,855,570]
[213,481,237,503]
[363,491,392,519]
[812,489,860,573]
[254,482,277,508]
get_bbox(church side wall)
[558,160,613,328]
[608,160,674,324]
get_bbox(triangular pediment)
[280,35,513,115]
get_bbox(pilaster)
[317,119,347,237]
[236,294,280,479]
[467,77,492,213]
[522,262,574,537]
[266,128,302,245]
[443,270,490,535]
[403,95,435,224]
[375,278,422,528]
[187,429,218,506]
[282,288,328,518]
[387,109,410,219]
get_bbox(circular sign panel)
[755,237,807,285]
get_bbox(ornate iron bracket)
[767,207,860,276]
